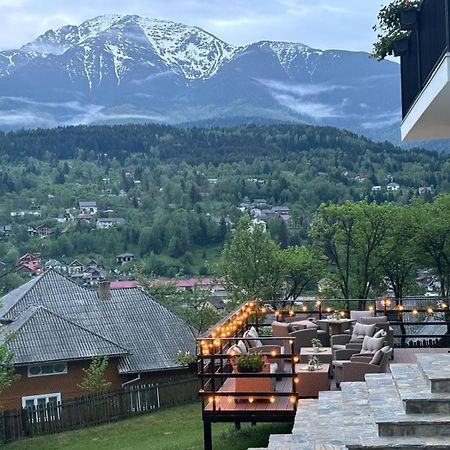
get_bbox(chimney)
[98,281,111,300]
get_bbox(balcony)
[400,0,450,140]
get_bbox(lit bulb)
[302,306,308,312]
[293,356,299,363]
[326,307,331,313]
[442,303,448,309]
[270,350,277,357]
[288,339,294,345]
[368,305,374,311]
[427,308,433,314]
[412,309,418,315]
[290,396,296,404]
[294,377,299,384]
[270,396,275,403]
[248,397,254,403]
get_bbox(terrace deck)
[203,375,294,417]
[392,347,450,363]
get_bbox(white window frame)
[27,362,68,378]
[22,393,61,408]
[22,393,62,422]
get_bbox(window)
[27,362,67,377]
[22,393,61,422]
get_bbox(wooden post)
[234,421,241,431]
[204,420,212,450]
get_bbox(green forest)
[0,123,449,292]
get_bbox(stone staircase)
[249,354,450,450]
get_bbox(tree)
[311,201,393,305]
[78,356,112,394]
[0,333,20,400]
[220,216,285,305]
[282,246,325,303]
[379,204,418,300]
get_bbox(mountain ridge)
[0,14,402,143]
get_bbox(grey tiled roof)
[4,306,128,365]
[1,271,196,373]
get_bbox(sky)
[0,0,387,52]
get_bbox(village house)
[0,224,11,239]
[0,271,195,410]
[68,260,84,275]
[35,223,55,237]
[371,185,382,191]
[55,211,73,223]
[17,253,42,276]
[116,253,135,265]
[96,217,126,230]
[387,182,400,191]
[79,201,97,215]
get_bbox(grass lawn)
[7,402,292,450]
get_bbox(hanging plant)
[372,0,420,60]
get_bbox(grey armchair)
[334,346,392,386]
[289,328,318,354]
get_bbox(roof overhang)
[402,53,450,140]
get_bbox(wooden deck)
[392,347,450,364]
[203,376,295,417]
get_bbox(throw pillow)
[352,322,376,339]
[361,335,384,354]
[369,348,383,365]
[227,345,242,356]
[243,326,262,348]
[236,340,247,354]
[373,329,387,339]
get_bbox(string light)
[288,339,294,345]
[339,311,346,318]
[289,310,295,317]
[316,300,322,307]
[290,396,296,404]
[270,396,275,403]
[227,396,232,403]
[248,397,254,403]
[427,307,434,314]
[326,307,332,313]
[442,303,448,309]
[270,350,277,357]
[293,356,299,363]
[368,305,374,312]
[302,306,308,312]
[294,377,299,384]
[412,308,418,315]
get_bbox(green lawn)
[7,402,292,450]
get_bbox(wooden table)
[316,318,356,336]
[300,347,332,364]
[295,363,330,398]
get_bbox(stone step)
[347,437,450,449]
[391,363,450,414]
[377,415,450,438]
[416,353,450,393]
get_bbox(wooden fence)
[0,377,198,443]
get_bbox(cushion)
[227,345,242,356]
[359,316,388,325]
[352,322,376,339]
[369,348,383,365]
[243,326,262,348]
[236,340,247,354]
[361,335,385,354]
[370,345,390,365]
[350,310,374,321]
[373,329,387,339]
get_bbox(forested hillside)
[0,123,448,290]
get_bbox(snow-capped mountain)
[0,15,401,141]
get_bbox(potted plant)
[235,353,265,373]
[175,350,197,372]
[308,355,322,372]
[311,338,323,353]
[372,0,420,60]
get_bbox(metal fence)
[0,377,198,443]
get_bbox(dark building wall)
[0,359,123,410]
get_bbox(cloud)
[130,70,173,85]
[272,93,342,119]
[257,79,350,120]
[361,110,401,130]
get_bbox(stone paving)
[249,354,450,449]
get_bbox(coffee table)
[295,363,330,398]
[300,347,332,364]
[316,318,356,336]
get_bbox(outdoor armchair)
[334,346,392,386]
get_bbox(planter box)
[234,363,273,400]
[393,38,409,57]
[399,9,417,30]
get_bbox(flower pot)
[399,9,417,30]
[312,346,320,353]
[392,38,409,57]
